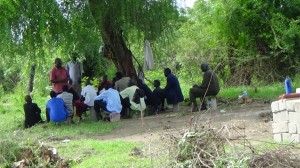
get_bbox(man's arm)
[200,71,212,89]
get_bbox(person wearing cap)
[23,95,43,128]
[94,83,122,120]
[189,63,220,111]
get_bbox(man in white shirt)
[94,83,122,121]
[81,80,97,106]
[57,85,74,123]
[66,53,83,96]
[79,80,97,121]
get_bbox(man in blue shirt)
[94,83,122,121]
[46,91,68,122]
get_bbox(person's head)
[127,79,135,87]
[115,72,123,80]
[24,95,32,103]
[62,85,69,92]
[153,80,160,88]
[164,68,171,77]
[200,63,210,72]
[70,53,78,62]
[50,91,57,98]
[104,82,112,90]
[137,79,143,87]
[102,75,108,81]
[85,79,91,86]
[55,58,62,68]
[112,77,117,87]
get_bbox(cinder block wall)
[271,99,300,143]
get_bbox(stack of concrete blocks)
[271,98,300,143]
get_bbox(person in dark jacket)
[164,68,184,112]
[137,79,153,107]
[190,63,220,111]
[152,80,166,113]
[23,95,43,128]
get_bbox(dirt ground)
[98,100,273,144]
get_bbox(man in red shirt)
[50,58,69,94]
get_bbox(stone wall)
[271,98,300,143]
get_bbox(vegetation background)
[0,0,300,167]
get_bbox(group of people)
[23,57,220,128]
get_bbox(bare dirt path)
[98,100,273,143]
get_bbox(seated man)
[57,85,74,123]
[120,80,146,118]
[152,80,166,113]
[189,63,220,111]
[94,83,122,121]
[115,72,130,92]
[164,68,184,112]
[136,79,153,107]
[23,95,43,128]
[46,91,68,122]
[78,80,97,120]
[97,74,112,95]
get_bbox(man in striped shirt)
[57,85,74,123]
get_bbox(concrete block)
[294,102,300,112]
[278,99,287,111]
[289,112,300,123]
[272,121,288,133]
[273,111,289,122]
[273,133,282,143]
[288,123,297,134]
[271,101,279,113]
[297,124,300,134]
[291,134,300,143]
[109,113,120,122]
[89,107,98,121]
[285,99,300,112]
[282,133,291,142]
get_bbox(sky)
[177,0,196,8]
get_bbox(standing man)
[66,53,83,97]
[164,68,184,112]
[50,58,69,94]
[189,63,220,111]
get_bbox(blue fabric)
[46,97,68,122]
[94,88,122,113]
[165,74,184,104]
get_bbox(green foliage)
[0,139,22,166]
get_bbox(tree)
[0,0,179,80]
[88,0,179,78]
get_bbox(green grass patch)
[54,139,153,168]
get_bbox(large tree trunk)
[88,1,137,79]
[101,15,137,79]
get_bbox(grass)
[0,82,292,167]
[0,94,151,167]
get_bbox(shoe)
[200,106,207,111]
[192,107,199,112]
